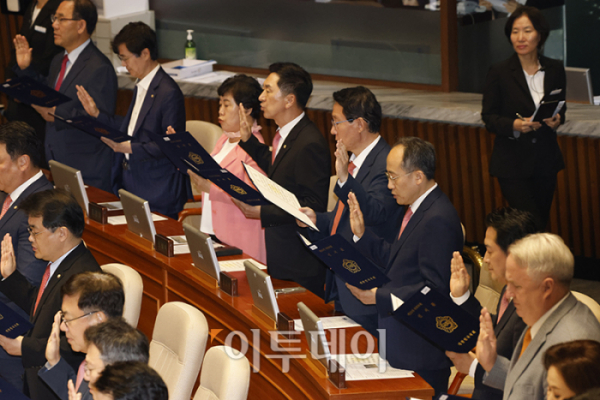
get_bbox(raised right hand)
[75,85,100,118]
[450,251,470,298]
[476,307,498,372]
[238,103,252,142]
[348,192,365,239]
[0,233,16,279]
[13,35,32,70]
[45,312,62,367]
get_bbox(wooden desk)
[82,187,434,400]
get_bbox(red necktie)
[33,263,52,315]
[75,361,86,391]
[0,195,12,219]
[497,289,510,322]
[54,54,69,91]
[271,130,281,163]
[397,208,413,240]
[330,162,356,235]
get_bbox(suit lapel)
[495,301,516,334]
[354,137,384,185]
[509,54,536,110]
[0,176,48,231]
[60,43,93,93]
[133,68,164,137]
[270,115,309,175]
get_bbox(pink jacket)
[204,131,267,263]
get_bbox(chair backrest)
[464,246,504,313]
[572,291,600,322]
[186,120,223,154]
[327,175,339,212]
[149,302,209,400]
[193,346,250,400]
[100,263,143,327]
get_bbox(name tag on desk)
[34,25,47,34]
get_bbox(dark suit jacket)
[39,357,92,400]
[96,67,191,219]
[16,41,117,192]
[356,186,463,371]
[316,138,400,320]
[0,242,101,400]
[461,287,527,400]
[239,115,331,289]
[481,54,566,179]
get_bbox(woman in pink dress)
[188,75,267,263]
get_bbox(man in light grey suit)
[477,233,600,400]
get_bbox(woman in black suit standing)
[482,6,566,231]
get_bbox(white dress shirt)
[272,112,305,158]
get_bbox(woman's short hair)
[217,75,262,120]
[544,340,600,396]
[504,6,550,50]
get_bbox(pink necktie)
[54,54,69,91]
[0,195,12,219]
[33,263,51,315]
[398,208,413,240]
[271,130,281,163]
[330,162,357,235]
[75,361,85,391]
[497,289,510,322]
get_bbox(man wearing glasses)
[12,0,117,192]
[298,86,400,335]
[38,272,127,400]
[0,188,101,400]
[344,137,463,395]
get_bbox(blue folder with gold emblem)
[0,376,31,399]
[0,300,33,339]
[0,76,71,107]
[392,285,479,353]
[51,115,130,143]
[298,233,390,290]
[155,131,268,206]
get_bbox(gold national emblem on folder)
[342,259,361,274]
[0,313,3,320]
[436,316,457,333]
[94,127,110,136]
[30,89,46,98]
[230,185,247,195]
[189,152,204,165]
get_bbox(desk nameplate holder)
[328,360,347,389]
[185,267,219,289]
[124,230,154,252]
[155,234,174,257]
[219,271,238,296]
[88,203,108,224]
[248,305,277,330]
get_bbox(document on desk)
[168,235,191,254]
[330,354,413,381]
[297,233,389,289]
[218,259,267,272]
[0,76,71,107]
[0,300,33,339]
[156,132,268,206]
[293,315,360,331]
[107,214,167,225]
[243,163,318,231]
[391,285,479,353]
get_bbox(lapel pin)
[283,145,287,149]
[151,94,155,98]
[57,274,61,279]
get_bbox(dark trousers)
[497,175,557,231]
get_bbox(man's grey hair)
[508,233,574,286]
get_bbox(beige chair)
[100,263,143,327]
[327,175,339,212]
[186,120,222,154]
[193,346,251,400]
[149,302,208,400]
[573,291,600,322]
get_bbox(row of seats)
[99,263,251,400]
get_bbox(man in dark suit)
[446,208,535,400]
[235,62,331,297]
[13,0,117,192]
[346,137,463,395]
[4,0,63,146]
[0,189,102,400]
[477,233,600,400]
[76,22,190,219]
[298,86,399,333]
[0,121,54,391]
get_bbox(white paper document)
[293,316,360,332]
[107,213,168,225]
[168,235,191,254]
[218,259,267,272]
[330,354,414,381]
[243,163,318,231]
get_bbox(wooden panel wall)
[170,93,600,259]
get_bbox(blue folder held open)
[155,131,269,206]
[298,233,390,290]
[51,114,130,143]
[0,76,71,107]
[0,300,33,339]
[392,285,479,353]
